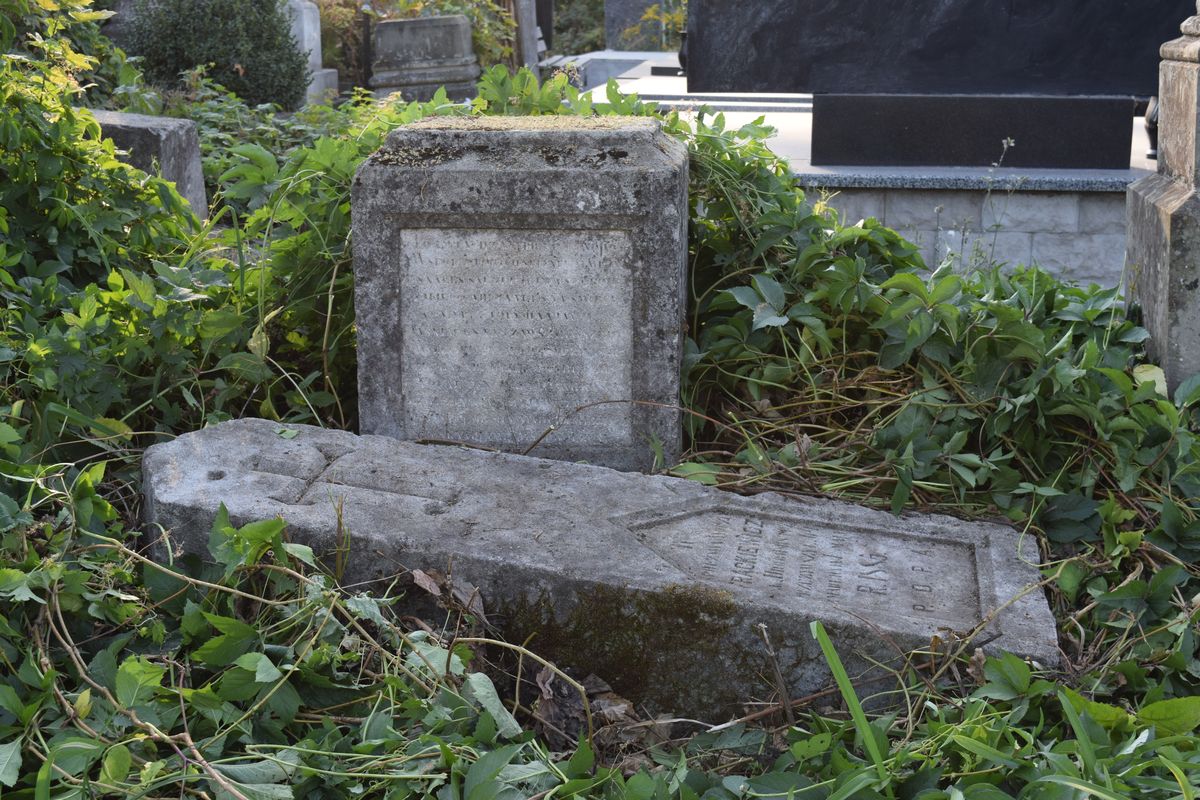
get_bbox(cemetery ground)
[3,3,1200,798]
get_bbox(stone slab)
[143,418,1059,717]
[686,0,1190,95]
[351,116,688,472]
[90,109,207,215]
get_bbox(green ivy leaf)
[1138,697,1200,736]
[0,568,42,604]
[463,672,521,740]
[195,613,258,666]
[115,656,166,708]
[0,738,22,788]
[102,744,132,784]
[234,653,283,684]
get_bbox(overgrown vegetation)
[3,1,1200,797]
[552,0,604,55]
[126,0,310,108]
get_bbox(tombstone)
[369,15,481,101]
[352,116,688,472]
[286,0,340,105]
[143,419,1059,715]
[687,0,1194,168]
[90,109,207,215]
[1128,2,1200,392]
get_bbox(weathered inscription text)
[637,511,981,627]
[398,228,633,446]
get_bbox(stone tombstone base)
[814,186,1131,288]
[369,15,481,102]
[90,109,207,215]
[352,116,689,472]
[143,419,1059,716]
[1129,2,1200,391]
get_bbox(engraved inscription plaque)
[398,228,634,447]
[632,508,982,629]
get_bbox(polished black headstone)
[687,0,1191,96]
[810,95,1136,169]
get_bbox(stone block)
[1032,232,1127,287]
[90,109,207,215]
[823,189,886,226]
[1079,193,1128,234]
[143,419,1059,716]
[983,192,1080,234]
[352,116,688,472]
[885,190,984,232]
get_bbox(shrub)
[126,0,309,109]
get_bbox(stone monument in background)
[352,116,688,472]
[369,15,481,101]
[286,0,340,105]
[1129,2,1200,392]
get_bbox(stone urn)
[369,14,481,102]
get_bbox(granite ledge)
[794,165,1153,193]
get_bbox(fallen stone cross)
[144,419,1058,716]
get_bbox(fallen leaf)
[411,569,442,597]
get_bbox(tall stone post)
[514,0,541,71]
[1129,1,1200,392]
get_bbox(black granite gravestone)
[687,0,1192,168]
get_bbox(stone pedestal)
[90,109,207,215]
[351,117,688,472]
[1129,2,1200,392]
[369,15,481,102]
[287,0,339,105]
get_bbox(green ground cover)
[1,1,1199,797]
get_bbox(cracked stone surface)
[144,418,1059,716]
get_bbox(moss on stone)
[501,582,767,714]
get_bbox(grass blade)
[810,621,886,782]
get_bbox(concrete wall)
[819,188,1127,288]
